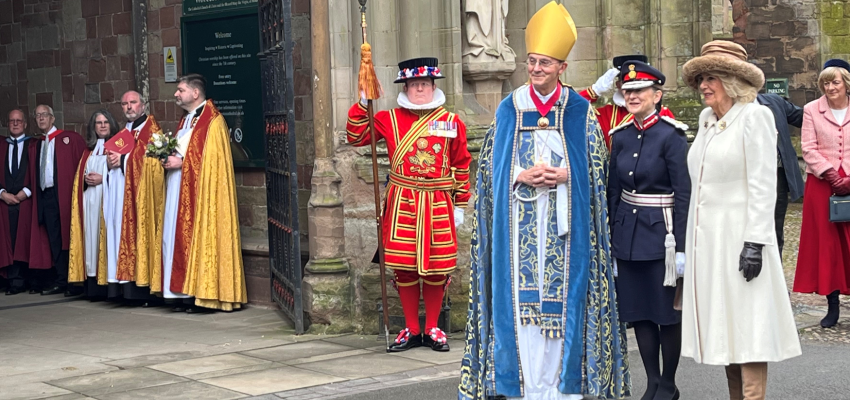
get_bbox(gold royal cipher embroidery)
[409,149,437,174]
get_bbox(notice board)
[181,7,263,168]
[183,0,258,16]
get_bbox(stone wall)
[731,0,822,108]
[145,0,186,133]
[0,0,319,306]
[819,0,850,64]
[0,0,34,121]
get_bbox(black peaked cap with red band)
[619,60,665,90]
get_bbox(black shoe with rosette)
[388,328,422,352]
[423,327,450,352]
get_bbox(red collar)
[530,85,562,118]
[634,113,659,131]
[45,129,63,141]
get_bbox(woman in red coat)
[794,59,850,328]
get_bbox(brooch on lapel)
[719,121,727,130]
[63,137,70,144]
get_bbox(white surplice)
[161,110,197,299]
[104,145,127,284]
[83,139,108,278]
[507,87,580,400]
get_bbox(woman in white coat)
[680,41,801,400]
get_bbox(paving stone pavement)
[2,202,846,399]
[0,294,472,400]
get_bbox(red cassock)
[0,139,52,270]
[346,103,471,276]
[38,130,87,251]
[578,89,675,149]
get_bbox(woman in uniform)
[608,60,690,400]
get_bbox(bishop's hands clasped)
[516,164,568,188]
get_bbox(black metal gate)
[258,0,303,333]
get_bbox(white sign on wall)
[164,46,177,83]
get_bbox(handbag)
[829,195,850,222]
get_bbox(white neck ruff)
[397,88,446,110]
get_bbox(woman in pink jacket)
[794,58,850,328]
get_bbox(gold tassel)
[358,43,381,100]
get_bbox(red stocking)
[394,270,421,335]
[421,274,448,331]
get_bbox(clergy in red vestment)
[161,74,246,312]
[0,109,51,294]
[578,55,676,149]
[347,57,472,352]
[34,104,86,296]
[114,90,164,303]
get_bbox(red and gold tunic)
[347,103,471,276]
[579,88,675,149]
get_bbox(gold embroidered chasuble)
[172,99,247,311]
[116,115,164,291]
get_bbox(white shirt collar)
[533,86,556,103]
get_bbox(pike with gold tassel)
[356,0,391,351]
[349,0,473,354]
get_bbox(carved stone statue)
[462,0,516,116]
[462,0,516,63]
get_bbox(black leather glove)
[739,242,764,282]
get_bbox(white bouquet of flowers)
[145,131,179,161]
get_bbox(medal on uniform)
[529,84,561,131]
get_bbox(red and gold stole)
[116,116,161,281]
[169,99,217,292]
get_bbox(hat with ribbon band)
[394,57,445,84]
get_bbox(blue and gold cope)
[515,120,567,337]
[459,85,631,399]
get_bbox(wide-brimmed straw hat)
[682,40,764,90]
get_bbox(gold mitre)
[525,1,577,61]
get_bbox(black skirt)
[616,258,681,325]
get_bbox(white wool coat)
[681,102,802,365]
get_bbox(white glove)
[676,252,686,277]
[613,258,618,278]
[359,90,368,106]
[454,208,465,227]
[591,68,620,97]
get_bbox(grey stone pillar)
[303,0,352,333]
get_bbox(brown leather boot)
[741,362,767,400]
[724,364,743,400]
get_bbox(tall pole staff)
[356,0,391,351]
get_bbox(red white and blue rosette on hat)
[394,57,445,83]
